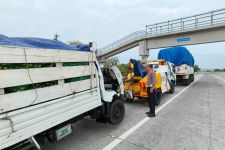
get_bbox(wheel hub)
[113,105,121,118]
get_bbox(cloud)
[104,0,148,8]
[147,7,181,16]
[33,0,47,11]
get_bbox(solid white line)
[102,74,203,150]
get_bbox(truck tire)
[190,74,194,82]
[109,99,125,125]
[169,81,175,94]
[183,79,190,86]
[155,89,162,106]
[126,98,134,103]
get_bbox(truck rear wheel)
[169,81,175,94]
[109,100,125,125]
[155,89,162,106]
[183,79,190,86]
[190,74,194,82]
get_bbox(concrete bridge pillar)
[139,40,149,62]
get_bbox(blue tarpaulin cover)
[158,46,195,67]
[0,34,91,51]
[130,59,146,77]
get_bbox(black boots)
[148,113,156,117]
[146,111,151,115]
[146,111,156,117]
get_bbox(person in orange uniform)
[143,64,157,117]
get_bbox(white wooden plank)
[0,65,96,88]
[0,78,98,113]
[0,46,96,63]
[56,63,65,85]
[55,63,63,67]
[0,89,4,95]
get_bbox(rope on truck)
[23,48,39,105]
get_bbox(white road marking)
[102,74,203,150]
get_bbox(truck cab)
[94,62,125,125]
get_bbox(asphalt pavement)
[42,73,225,150]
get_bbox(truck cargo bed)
[0,45,101,149]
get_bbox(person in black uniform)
[143,64,157,117]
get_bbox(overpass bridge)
[97,8,225,61]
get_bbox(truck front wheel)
[109,100,125,125]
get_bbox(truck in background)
[0,35,125,150]
[158,46,195,86]
[124,59,176,105]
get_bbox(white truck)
[158,46,195,86]
[175,64,194,86]
[0,38,125,149]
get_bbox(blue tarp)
[158,46,195,67]
[0,34,91,51]
[130,59,146,77]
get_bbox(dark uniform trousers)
[147,87,156,115]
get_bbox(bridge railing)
[146,8,225,35]
[98,8,225,57]
[98,30,146,56]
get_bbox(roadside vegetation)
[104,57,128,76]
[194,65,201,72]
[214,68,225,72]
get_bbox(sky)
[0,0,225,69]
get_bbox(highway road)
[42,73,225,150]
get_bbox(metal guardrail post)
[168,21,170,33]
[181,18,183,29]
[211,11,214,25]
[182,20,184,30]
[195,15,198,28]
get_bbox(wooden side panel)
[0,46,99,113]
[0,89,101,149]
[0,65,96,88]
[0,78,97,113]
[0,46,96,63]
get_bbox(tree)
[223,68,225,72]
[53,33,59,41]
[214,69,221,72]
[104,57,120,69]
[194,65,200,72]
[118,64,129,76]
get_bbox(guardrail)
[98,8,225,57]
